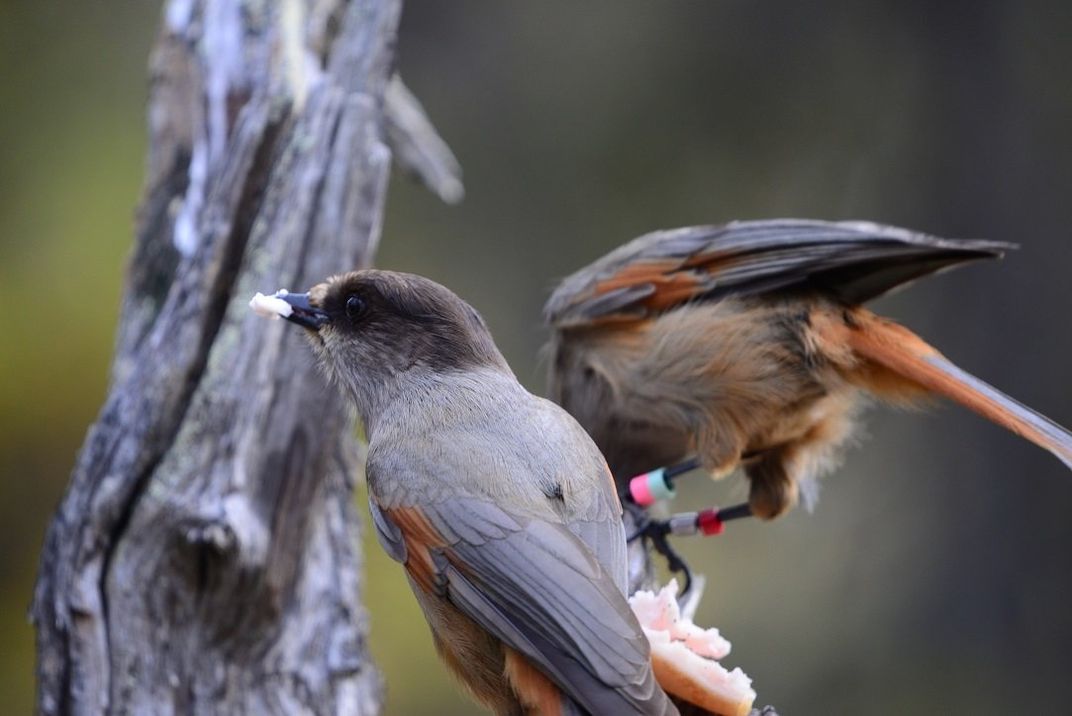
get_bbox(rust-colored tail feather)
[845,313,1072,470]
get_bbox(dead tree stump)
[28,1,462,712]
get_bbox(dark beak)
[281,293,330,330]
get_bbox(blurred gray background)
[2,1,1071,714]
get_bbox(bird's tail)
[836,309,1072,470]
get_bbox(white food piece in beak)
[249,291,294,319]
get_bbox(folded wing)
[545,219,1012,327]
[374,495,676,716]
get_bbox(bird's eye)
[345,294,367,321]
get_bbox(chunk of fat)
[630,580,756,716]
[249,291,292,319]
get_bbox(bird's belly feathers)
[551,298,860,482]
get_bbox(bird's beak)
[280,293,330,330]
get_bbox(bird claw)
[624,502,696,599]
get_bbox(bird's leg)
[625,500,755,600]
[647,529,690,595]
[647,527,694,597]
[623,499,653,543]
[624,501,694,594]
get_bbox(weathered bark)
[31,1,458,713]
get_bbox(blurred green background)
[3,1,1072,714]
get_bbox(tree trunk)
[31,1,458,713]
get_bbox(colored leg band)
[628,468,676,506]
[697,508,724,536]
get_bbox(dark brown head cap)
[306,269,509,374]
[278,270,511,431]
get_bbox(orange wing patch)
[592,259,705,318]
[681,248,738,272]
[594,259,681,289]
[504,648,563,716]
[386,506,449,594]
[641,273,706,311]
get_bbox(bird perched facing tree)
[256,270,679,716]
[545,220,1072,520]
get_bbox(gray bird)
[272,270,678,716]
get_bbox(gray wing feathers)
[572,285,655,321]
[428,497,525,544]
[445,566,666,716]
[546,219,1014,325]
[567,518,629,595]
[421,499,676,715]
[369,500,407,563]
